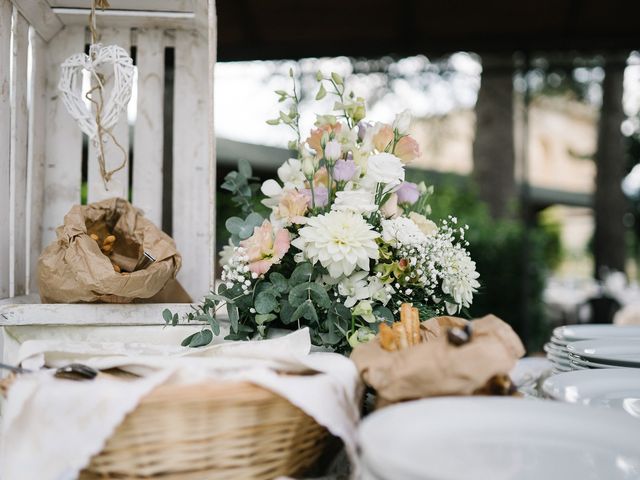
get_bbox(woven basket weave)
[79,381,328,480]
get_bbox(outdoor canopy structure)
[216,0,640,61]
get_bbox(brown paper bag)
[351,315,525,407]
[38,198,182,303]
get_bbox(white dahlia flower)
[291,210,380,277]
[441,252,480,313]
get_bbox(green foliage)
[220,159,261,217]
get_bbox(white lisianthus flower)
[332,189,377,215]
[338,270,370,307]
[441,253,480,312]
[324,140,342,162]
[392,109,412,134]
[362,153,405,189]
[261,158,307,209]
[381,216,427,247]
[277,158,306,189]
[291,210,380,277]
[260,179,284,208]
[367,275,391,305]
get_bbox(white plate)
[543,369,640,417]
[554,324,640,343]
[568,339,640,367]
[568,354,630,370]
[359,397,640,480]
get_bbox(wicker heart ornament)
[58,44,134,139]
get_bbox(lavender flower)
[396,181,420,205]
[303,186,329,207]
[333,159,357,182]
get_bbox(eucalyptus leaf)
[238,159,252,178]
[225,217,244,234]
[162,308,173,324]
[255,313,277,325]
[280,300,296,324]
[227,303,239,332]
[181,329,213,348]
[288,282,309,307]
[373,305,395,323]
[291,262,313,284]
[269,272,288,293]
[255,291,278,314]
[306,282,331,308]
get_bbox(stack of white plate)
[543,369,640,418]
[544,325,640,373]
[359,397,640,479]
[567,338,640,369]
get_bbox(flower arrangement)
[166,70,479,353]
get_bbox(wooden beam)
[0,0,11,299]
[12,0,64,42]
[52,8,197,30]
[9,9,29,297]
[0,302,199,326]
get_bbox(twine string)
[87,0,127,190]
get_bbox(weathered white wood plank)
[173,30,211,301]
[52,9,196,30]
[208,0,217,283]
[9,9,29,297]
[0,303,200,325]
[87,27,131,203]
[0,0,12,299]
[26,29,47,294]
[42,26,85,247]
[132,29,164,227]
[12,0,64,42]
[48,0,194,12]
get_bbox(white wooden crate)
[0,0,217,362]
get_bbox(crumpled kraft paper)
[38,198,181,303]
[350,315,525,406]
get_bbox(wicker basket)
[78,381,329,480]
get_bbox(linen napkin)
[350,315,525,406]
[0,329,362,480]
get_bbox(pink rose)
[240,221,291,276]
[394,135,421,163]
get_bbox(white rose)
[363,153,405,188]
[392,109,411,134]
[332,189,377,215]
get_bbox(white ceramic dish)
[543,369,640,418]
[568,354,629,370]
[567,339,640,367]
[554,325,640,343]
[359,397,640,480]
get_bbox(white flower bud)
[392,109,411,134]
[324,140,342,162]
[302,156,316,178]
